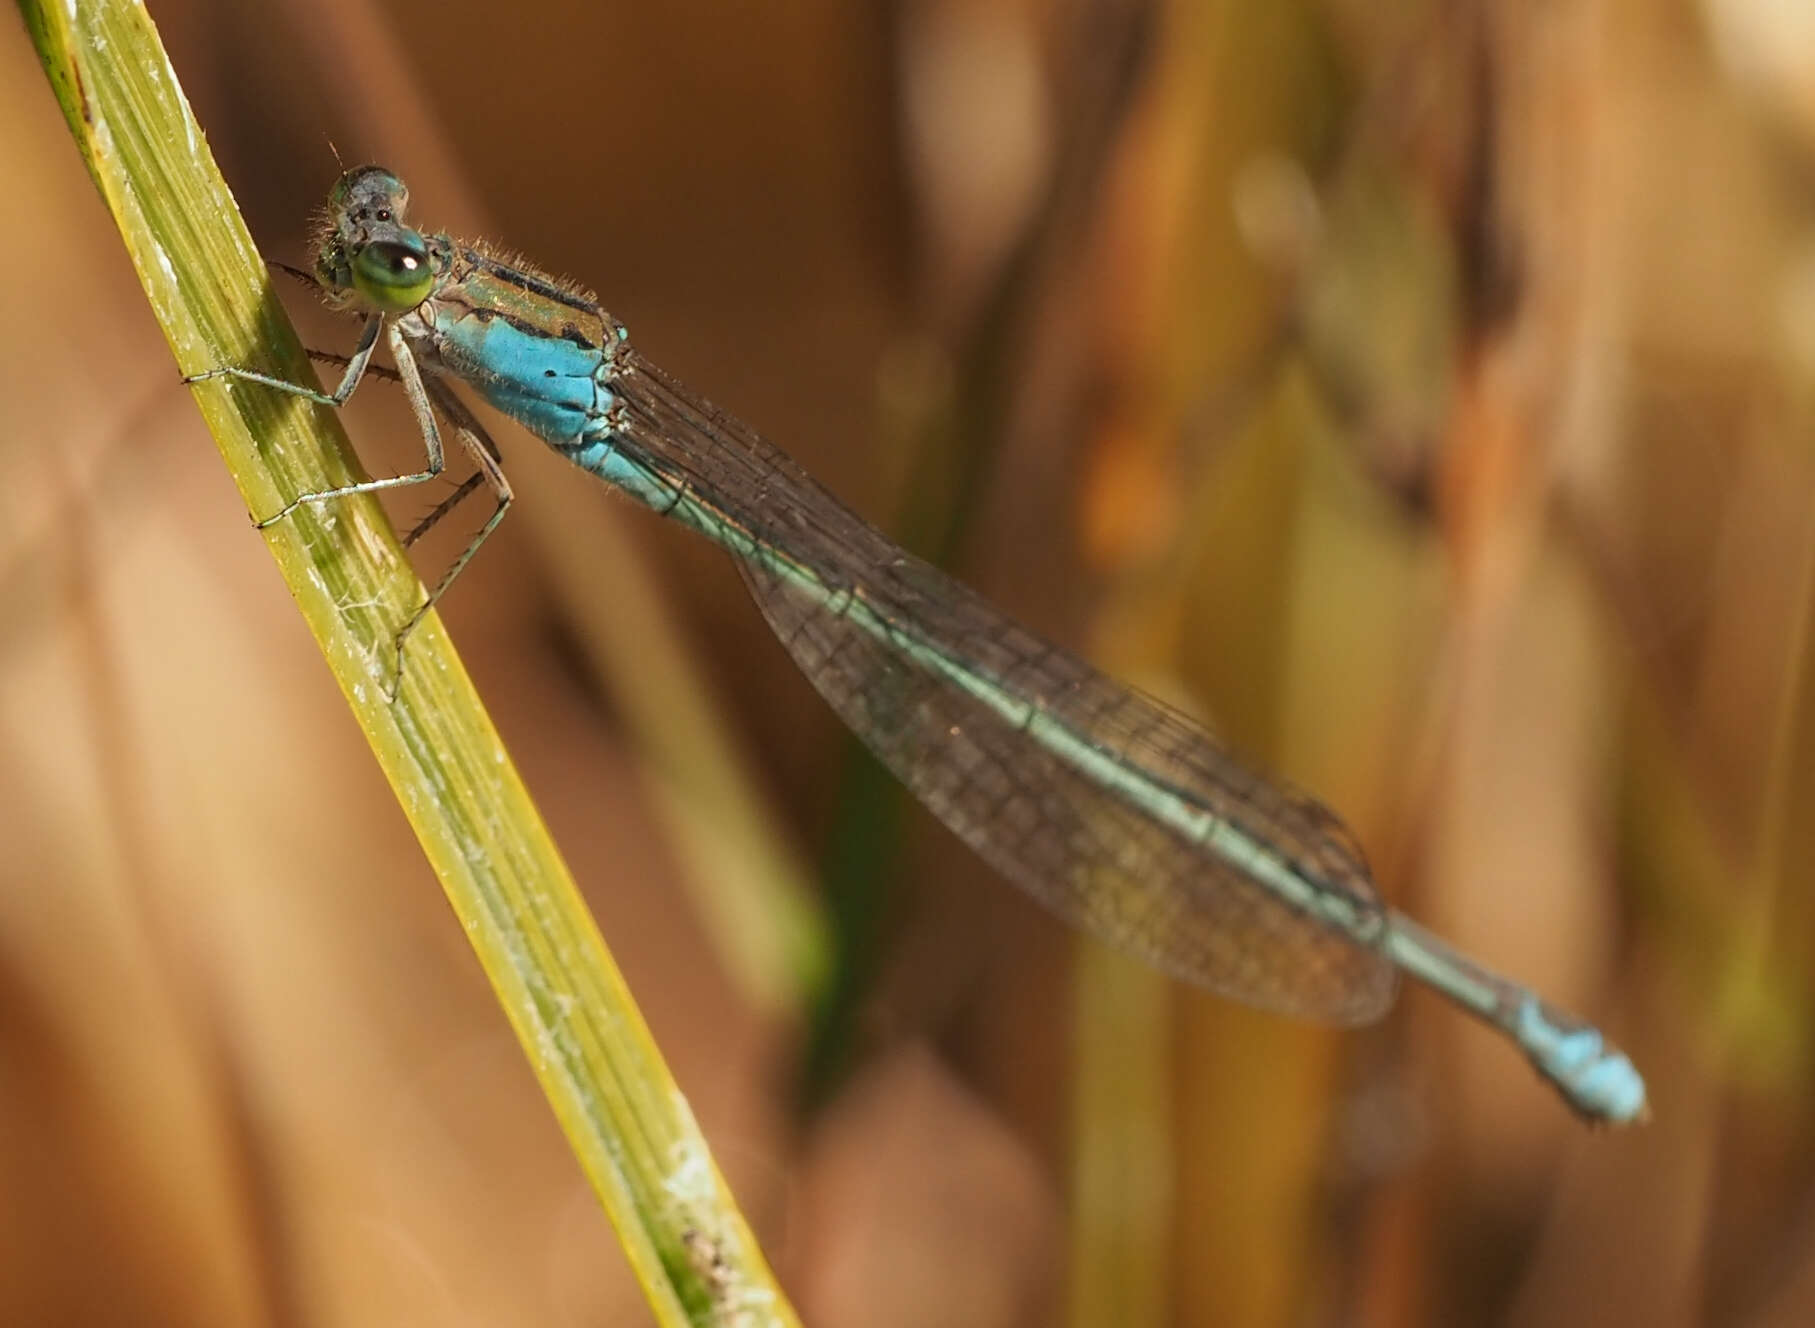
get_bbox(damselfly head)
[330,166,411,228]
[309,166,442,314]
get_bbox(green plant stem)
[18,2,797,1322]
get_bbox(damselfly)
[188,167,1647,1125]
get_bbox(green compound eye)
[351,237,435,311]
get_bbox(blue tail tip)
[1515,997,1649,1126]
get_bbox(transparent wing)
[608,355,1397,1024]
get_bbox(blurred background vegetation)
[5,0,1812,1323]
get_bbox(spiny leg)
[383,372,513,695]
[184,308,383,411]
[270,260,325,293]
[307,348,402,385]
[404,473,487,548]
[294,343,507,692]
[303,348,479,548]
[255,323,454,528]
[185,318,455,527]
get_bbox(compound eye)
[350,237,434,311]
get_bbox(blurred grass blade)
[18,1,797,1321]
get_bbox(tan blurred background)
[4,0,1812,1323]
